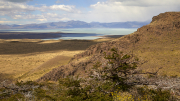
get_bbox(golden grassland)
[0,38,115,81]
[0,31,180,82]
[132,32,180,77]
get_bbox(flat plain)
[0,38,115,81]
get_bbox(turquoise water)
[0,28,137,40]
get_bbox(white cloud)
[109,0,180,6]
[12,14,42,20]
[11,13,71,23]
[45,13,58,17]
[82,0,180,22]
[0,1,76,24]
[60,17,71,21]
[1,0,180,24]
[13,15,23,19]
[0,1,79,15]
[1,18,7,20]
[0,0,33,3]
[0,1,37,16]
[37,18,47,22]
[0,1,76,14]
[0,21,17,24]
[49,5,75,12]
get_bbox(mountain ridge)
[0,21,149,29]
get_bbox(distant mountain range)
[0,20,149,29]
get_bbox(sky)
[0,0,180,25]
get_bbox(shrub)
[58,76,113,101]
[1,93,24,101]
[91,48,137,92]
[33,88,55,101]
[15,80,39,87]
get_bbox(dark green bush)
[92,48,137,92]
[59,76,81,87]
[33,88,56,101]
[136,86,176,101]
[2,93,24,101]
[15,80,39,86]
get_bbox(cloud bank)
[0,0,33,3]
[0,0,179,24]
[80,0,180,22]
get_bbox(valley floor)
[0,38,116,81]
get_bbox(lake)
[0,28,137,40]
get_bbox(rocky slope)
[38,12,180,82]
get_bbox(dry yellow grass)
[132,31,180,77]
[0,51,84,81]
[0,38,113,81]
[92,38,116,42]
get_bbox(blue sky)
[0,0,180,25]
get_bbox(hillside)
[38,12,180,81]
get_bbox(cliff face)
[38,12,180,81]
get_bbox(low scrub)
[0,48,178,101]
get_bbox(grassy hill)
[39,12,180,81]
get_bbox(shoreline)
[0,32,124,40]
[0,32,62,39]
